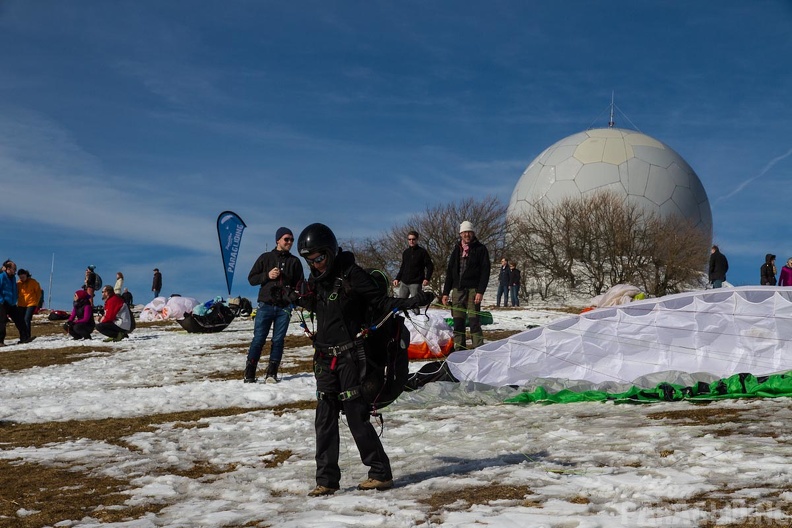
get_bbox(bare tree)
[344,196,509,294]
[508,190,710,298]
[637,215,710,296]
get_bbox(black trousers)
[96,322,125,339]
[314,350,392,488]
[0,302,26,343]
[67,323,94,340]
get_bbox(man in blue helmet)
[296,223,433,497]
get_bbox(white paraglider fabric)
[140,296,199,321]
[445,287,792,387]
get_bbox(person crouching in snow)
[64,289,95,340]
[96,285,134,341]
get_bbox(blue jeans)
[497,284,509,306]
[510,285,519,307]
[22,306,36,339]
[247,302,291,365]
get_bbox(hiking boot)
[243,361,257,383]
[357,478,393,491]
[264,360,280,384]
[307,485,338,497]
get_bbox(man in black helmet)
[296,223,433,497]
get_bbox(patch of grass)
[206,356,316,382]
[483,329,522,342]
[0,345,114,372]
[418,483,536,515]
[261,449,293,468]
[669,487,792,528]
[646,407,746,425]
[0,458,166,528]
[0,407,282,449]
[270,400,316,416]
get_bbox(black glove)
[286,288,299,304]
[413,290,435,307]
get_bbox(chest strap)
[315,340,356,357]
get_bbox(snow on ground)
[2,306,792,527]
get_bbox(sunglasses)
[305,253,327,264]
[282,237,294,242]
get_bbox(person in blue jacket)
[1,259,26,346]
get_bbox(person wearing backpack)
[296,223,433,497]
[84,265,100,304]
[96,285,135,341]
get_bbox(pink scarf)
[461,241,470,258]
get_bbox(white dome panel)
[602,138,630,165]
[576,163,620,193]
[545,144,579,166]
[623,157,650,195]
[645,164,676,206]
[556,156,583,180]
[544,181,583,206]
[574,137,607,164]
[672,186,702,224]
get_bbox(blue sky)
[1,1,791,309]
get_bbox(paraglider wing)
[446,287,792,387]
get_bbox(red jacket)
[102,293,125,323]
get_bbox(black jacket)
[498,264,511,286]
[152,271,162,291]
[509,267,521,287]
[442,238,491,296]
[248,249,303,306]
[760,254,777,285]
[395,245,434,284]
[302,250,418,347]
[708,250,728,282]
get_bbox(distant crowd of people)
[759,253,792,287]
[0,261,164,345]
[1,260,41,346]
[708,246,792,288]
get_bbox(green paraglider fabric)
[504,371,792,405]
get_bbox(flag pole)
[48,253,55,310]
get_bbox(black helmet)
[298,223,338,279]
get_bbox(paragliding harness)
[299,267,410,420]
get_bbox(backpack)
[94,273,103,290]
[357,268,410,412]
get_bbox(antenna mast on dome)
[608,91,615,128]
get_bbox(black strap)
[315,340,356,356]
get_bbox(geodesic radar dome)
[508,128,712,236]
